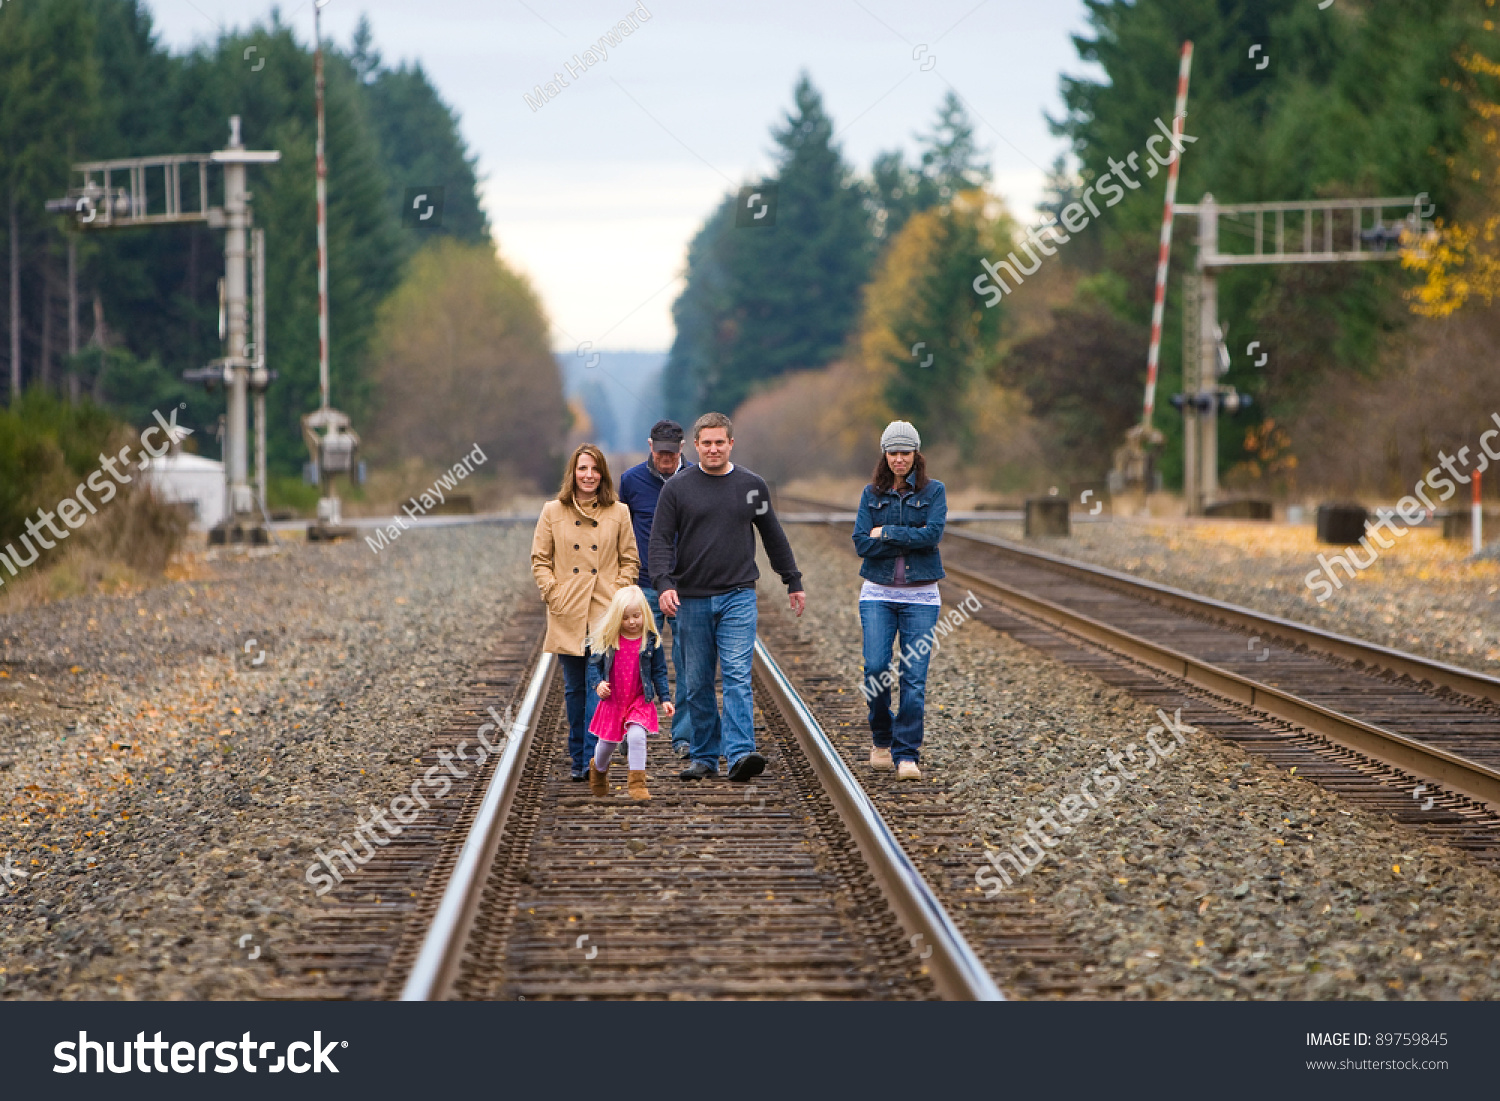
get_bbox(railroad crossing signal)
[1170,389,1252,414]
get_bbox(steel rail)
[943,562,1500,813]
[752,639,1004,1001]
[775,493,1500,706]
[942,527,1500,709]
[400,652,556,1001]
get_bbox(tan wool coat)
[530,497,639,656]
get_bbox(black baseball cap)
[649,419,684,452]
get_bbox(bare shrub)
[1287,303,1500,501]
[83,485,190,574]
[730,362,870,485]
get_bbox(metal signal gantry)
[46,117,281,543]
[1170,193,1427,515]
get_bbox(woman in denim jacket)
[851,420,946,780]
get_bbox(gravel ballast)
[770,523,1500,999]
[0,524,535,999]
[7,514,1500,1002]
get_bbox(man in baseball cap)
[617,419,695,757]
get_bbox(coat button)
[574,544,579,550]
[591,568,597,574]
[591,520,598,527]
[591,545,597,550]
[573,567,579,573]
[575,520,581,526]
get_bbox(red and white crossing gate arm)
[1141,40,1195,430]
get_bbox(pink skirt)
[590,692,659,742]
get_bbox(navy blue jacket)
[588,633,671,704]
[618,456,692,587]
[852,479,947,585]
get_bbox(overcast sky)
[145,0,1099,353]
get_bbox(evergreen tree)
[355,16,491,250]
[882,197,1003,454]
[1037,154,1079,226]
[664,74,874,419]
[870,94,991,242]
[858,193,1009,457]
[662,197,735,422]
[913,92,991,209]
[0,0,100,400]
[0,0,557,504]
[869,148,920,242]
[349,16,383,85]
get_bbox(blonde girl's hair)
[591,585,661,653]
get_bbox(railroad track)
[749,606,1119,998]
[273,601,549,999]
[776,493,1500,863]
[372,635,999,1001]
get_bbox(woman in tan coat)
[532,443,640,780]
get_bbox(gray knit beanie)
[880,420,921,452]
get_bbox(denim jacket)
[588,633,671,703]
[852,479,947,585]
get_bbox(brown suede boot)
[627,769,652,802]
[589,760,609,797]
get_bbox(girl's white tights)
[593,722,648,771]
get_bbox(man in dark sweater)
[650,411,805,782]
[617,419,694,758]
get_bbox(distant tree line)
[0,1,561,488]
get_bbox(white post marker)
[1474,468,1483,555]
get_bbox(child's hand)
[663,701,676,717]
[596,681,611,699]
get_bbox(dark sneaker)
[672,740,692,759]
[570,768,588,782]
[727,753,766,783]
[678,761,718,781]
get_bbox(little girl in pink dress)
[588,585,674,801]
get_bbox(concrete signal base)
[1025,498,1070,537]
[208,520,272,546]
[1316,504,1369,545]
[307,523,357,543]
[1204,499,1272,521]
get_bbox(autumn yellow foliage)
[1403,44,1500,316]
[365,239,568,489]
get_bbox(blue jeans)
[559,653,600,773]
[641,585,693,751]
[860,600,941,765]
[677,587,758,772]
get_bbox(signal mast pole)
[303,0,360,539]
[315,0,330,413]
